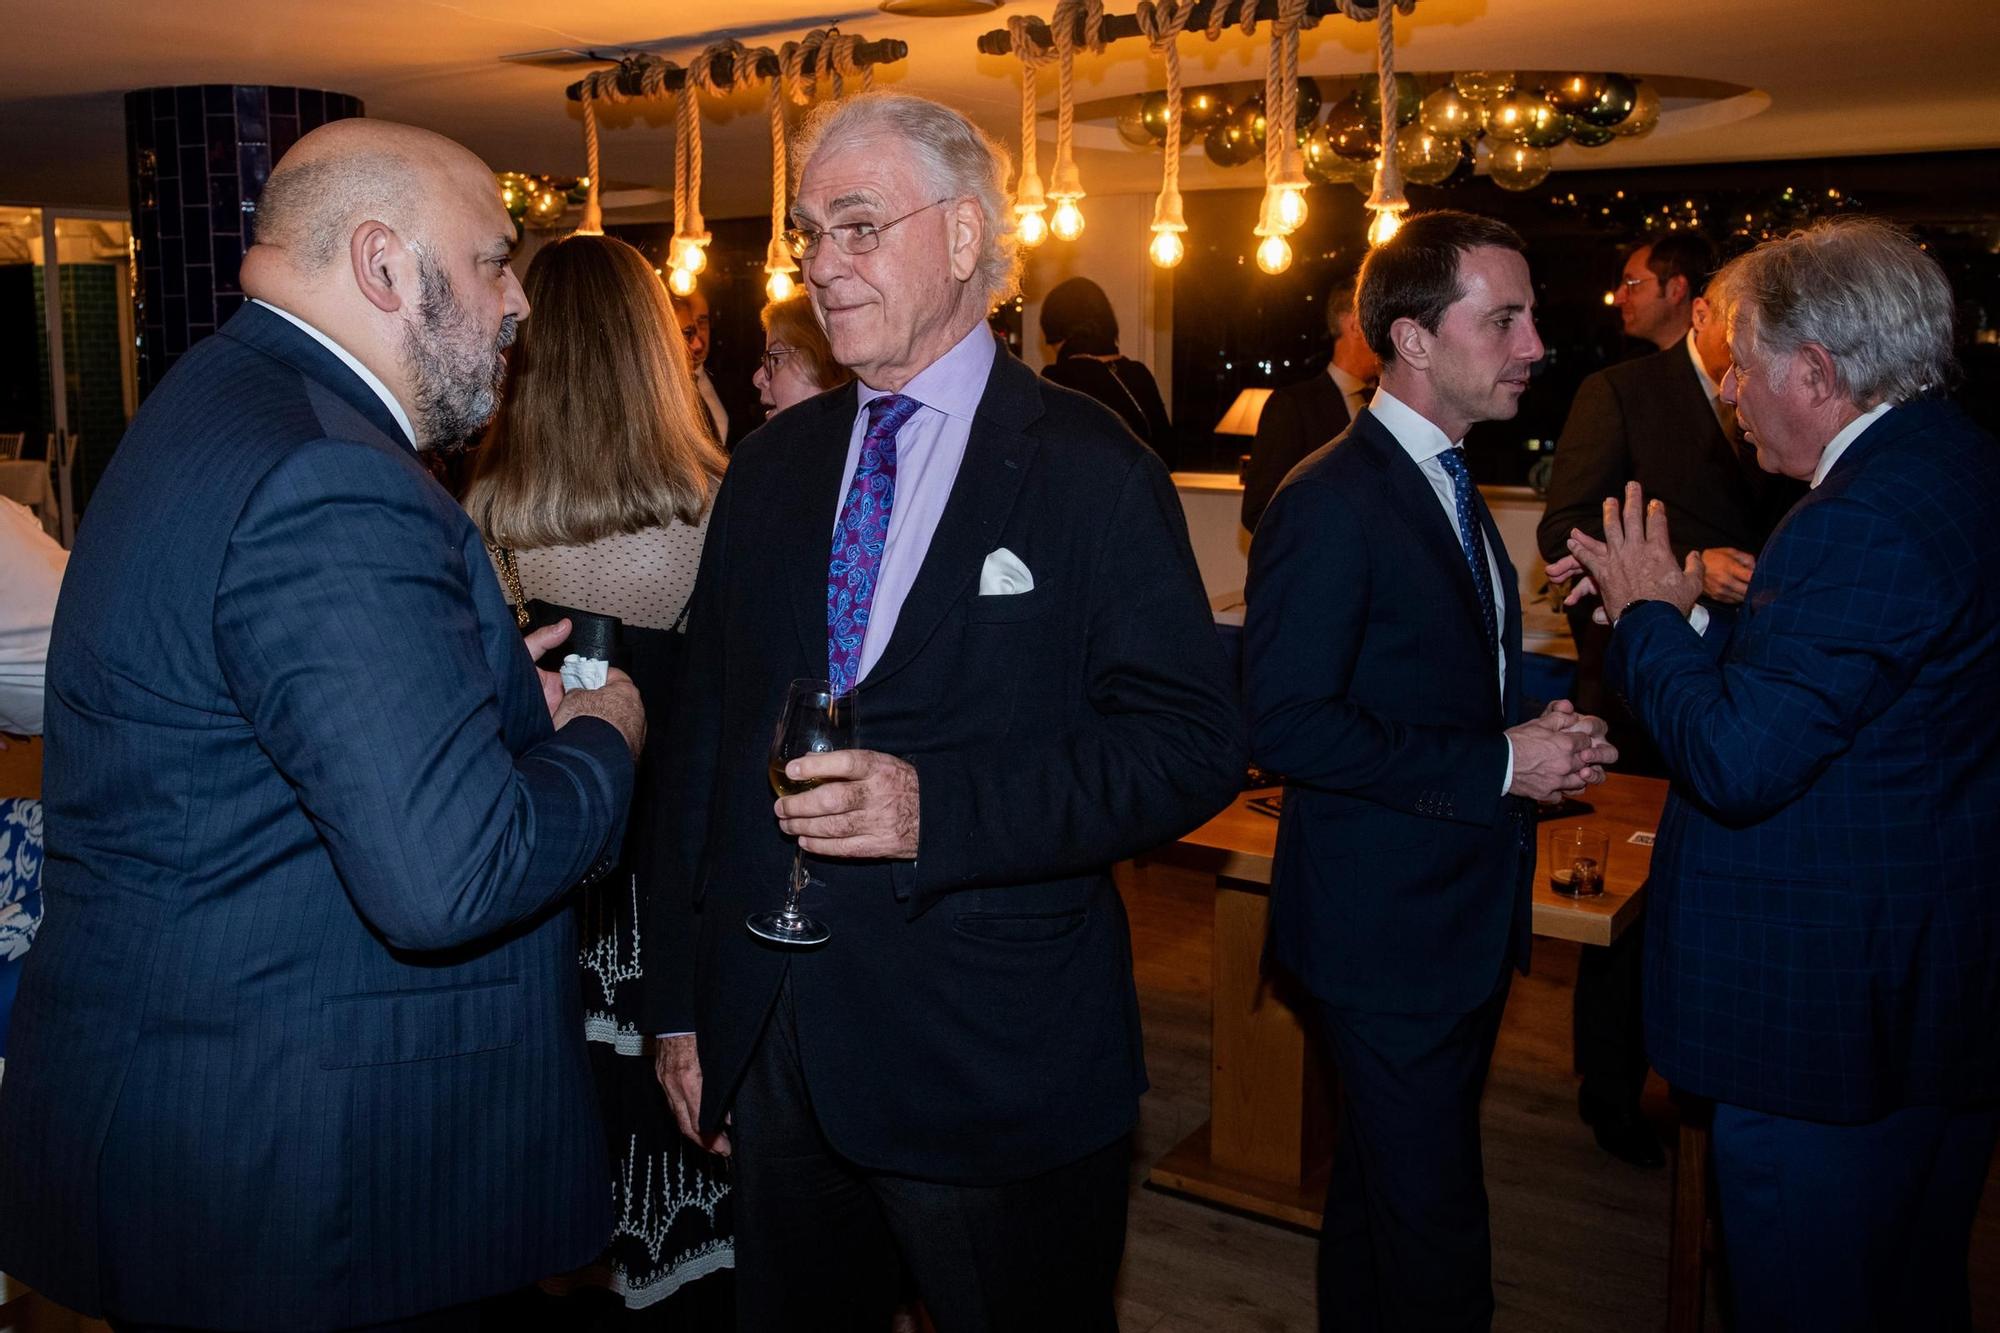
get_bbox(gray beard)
[400,254,515,452]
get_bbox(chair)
[0,432,23,461]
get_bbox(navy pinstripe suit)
[0,304,633,1328]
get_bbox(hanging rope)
[1135,0,1194,260]
[575,67,628,235]
[1363,2,1406,213]
[828,32,874,97]
[1006,14,1055,236]
[756,45,799,294]
[1048,0,1106,210]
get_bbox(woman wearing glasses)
[753,292,854,416]
[463,233,735,1327]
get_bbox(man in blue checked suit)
[1556,216,2000,1333]
[0,120,645,1331]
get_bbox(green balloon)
[1396,125,1460,186]
[1358,72,1421,127]
[1452,70,1515,104]
[1419,85,1481,141]
[1609,82,1660,137]
[1520,101,1572,149]
[1204,118,1255,168]
[1293,77,1323,127]
[1235,94,1268,150]
[1569,123,1616,148]
[1141,91,1172,142]
[1580,73,1638,128]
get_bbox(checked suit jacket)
[1608,398,2000,1123]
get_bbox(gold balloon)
[1453,70,1516,104]
[1609,82,1661,137]
[1140,92,1172,142]
[1183,87,1230,131]
[496,171,531,221]
[1547,72,1608,116]
[1325,97,1381,161]
[1419,85,1481,142]
[1395,125,1460,186]
[1116,99,1155,148]
[1488,142,1551,192]
[1305,126,1373,187]
[526,184,567,227]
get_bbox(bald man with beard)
[0,120,645,1331]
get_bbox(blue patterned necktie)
[1436,446,1498,659]
[827,393,922,696]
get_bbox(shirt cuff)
[1688,604,1711,636]
[655,1031,694,1039]
[1501,734,1515,796]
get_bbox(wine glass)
[746,679,855,945]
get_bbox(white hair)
[1722,215,1955,407]
[793,91,1021,307]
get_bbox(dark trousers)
[731,978,1131,1333]
[1314,974,1512,1333]
[1573,911,1648,1114]
[1711,1098,2000,1333]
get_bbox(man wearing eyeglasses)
[643,92,1243,1331]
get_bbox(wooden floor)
[4,848,1995,1332]
[1112,859,2000,1333]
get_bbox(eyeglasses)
[758,346,793,377]
[1615,275,1658,294]
[784,199,949,260]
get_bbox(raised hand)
[1565,482,1703,624]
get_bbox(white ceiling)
[2,0,1997,221]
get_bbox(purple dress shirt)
[835,321,998,684]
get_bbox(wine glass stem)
[782,848,808,919]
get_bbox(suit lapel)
[1353,413,1494,636]
[861,353,1041,693]
[217,302,412,450]
[786,384,865,674]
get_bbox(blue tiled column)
[124,85,364,395]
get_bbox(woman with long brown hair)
[464,233,732,1325]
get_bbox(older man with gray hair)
[643,91,1243,1330]
[1553,216,2000,1332]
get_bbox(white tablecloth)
[0,461,56,539]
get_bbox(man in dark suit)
[1245,211,1616,1332]
[1557,216,2000,1332]
[0,121,644,1331]
[1239,276,1380,532]
[1610,230,1710,354]
[644,92,1243,1331]
[1538,257,1803,1167]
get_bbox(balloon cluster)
[1116,70,1661,194]
[497,172,592,229]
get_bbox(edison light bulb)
[681,243,708,277]
[1366,208,1403,246]
[1256,233,1292,275]
[1275,186,1308,234]
[1149,228,1186,269]
[1016,209,1049,248]
[668,266,697,297]
[1050,199,1085,241]
[765,270,796,302]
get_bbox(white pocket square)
[978,547,1035,596]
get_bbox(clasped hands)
[523,618,646,760]
[1546,481,1706,626]
[776,750,921,859]
[1506,699,1618,803]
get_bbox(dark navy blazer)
[0,304,633,1327]
[1245,410,1535,1016]
[1609,399,2000,1123]
[640,352,1245,1185]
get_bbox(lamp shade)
[1215,387,1274,436]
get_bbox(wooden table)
[1143,773,1667,1229]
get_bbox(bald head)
[240,118,530,451]
[250,119,501,272]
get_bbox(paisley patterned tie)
[827,393,921,695]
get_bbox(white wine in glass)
[747,679,854,945]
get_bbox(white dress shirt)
[0,497,67,734]
[1685,331,1727,429]
[1365,388,1516,792]
[1812,401,1894,489]
[251,299,417,449]
[695,366,730,444]
[1328,362,1373,422]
